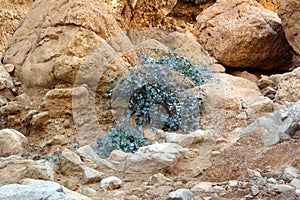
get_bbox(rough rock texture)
[0,156,55,185]
[241,100,300,146]
[3,0,128,88]
[194,0,292,71]
[257,0,278,12]
[0,129,28,157]
[257,67,300,102]
[0,0,32,53]
[203,73,261,110]
[278,0,300,56]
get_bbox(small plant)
[95,127,150,158]
[41,151,61,163]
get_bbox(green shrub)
[95,127,150,158]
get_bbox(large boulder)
[194,0,292,71]
[278,0,300,56]
[3,0,130,88]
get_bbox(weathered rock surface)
[194,0,292,71]
[100,176,122,190]
[20,179,91,200]
[278,0,300,56]
[203,73,261,110]
[0,156,55,185]
[165,188,193,200]
[241,101,300,146]
[108,143,186,173]
[3,0,127,88]
[0,129,28,157]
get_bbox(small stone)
[267,178,277,184]
[247,169,263,179]
[164,188,193,200]
[63,119,70,128]
[282,166,299,181]
[125,195,139,200]
[78,187,98,197]
[82,166,104,184]
[290,178,300,190]
[251,185,260,196]
[228,180,238,187]
[100,176,122,190]
[262,86,277,96]
[257,77,276,89]
[0,96,8,106]
[4,64,15,73]
[295,189,300,197]
[203,197,212,200]
[148,173,171,186]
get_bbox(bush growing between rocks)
[96,49,211,158]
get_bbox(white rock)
[0,182,69,200]
[191,182,213,193]
[164,188,193,200]
[283,166,299,181]
[267,178,277,184]
[60,148,83,176]
[82,166,104,184]
[296,189,300,197]
[123,143,186,172]
[100,176,122,190]
[251,185,260,196]
[270,184,295,193]
[20,179,91,200]
[228,180,238,187]
[247,169,263,179]
[0,129,28,157]
[0,65,14,90]
[246,96,274,116]
[290,178,300,190]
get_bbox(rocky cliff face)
[0,0,299,199]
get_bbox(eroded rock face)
[278,0,300,56]
[3,0,126,88]
[194,0,292,71]
[0,129,28,157]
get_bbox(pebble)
[100,176,122,190]
[290,178,300,190]
[164,188,193,200]
[251,185,260,196]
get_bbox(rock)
[269,67,300,103]
[257,76,276,89]
[4,64,15,73]
[251,185,260,196]
[0,96,8,106]
[20,179,91,200]
[122,0,177,29]
[0,157,56,185]
[0,65,14,90]
[194,0,292,71]
[241,101,300,146]
[228,180,238,187]
[203,73,261,110]
[76,145,113,170]
[282,166,299,181]
[267,178,277,184]
[246,96,274,116]
[232,71,258,83]
[0,182,69,200]
[191,182,225,194]
[3,0,126,88]
[59,148,83,176]
[148,173,172,186]
[269,183,295,193]
[100,176,122,190]
[290,178,300,189]
[78,187,98,197]
[30,111,49,127]
[164,188,193,200]
[165,129,215,147]
[123,143,186,172]
[0,129,28,157]
[82,166,104,184]
[160,31,214,66]
[278,0,300,55]
[247,169,263,178]
[257,0,278,12]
